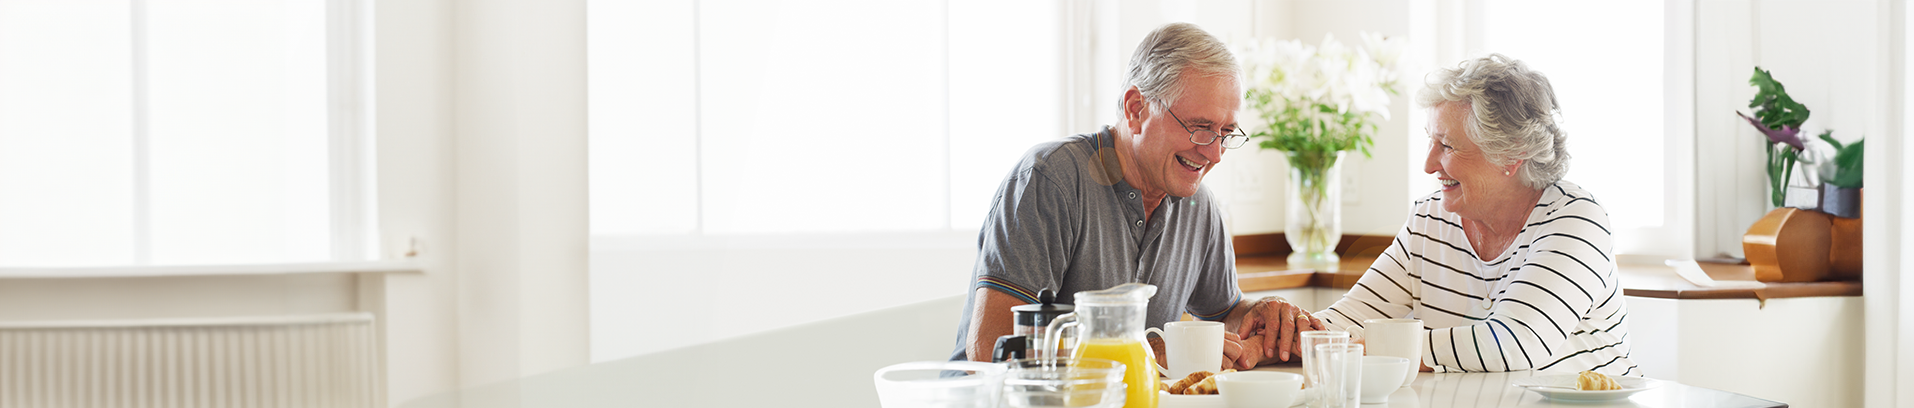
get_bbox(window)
[0,0,372,267]
[587,0,1064,361]
[1426,0,1686,258]
[588,0,1060,237]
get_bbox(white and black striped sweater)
[1315,181,1636,376]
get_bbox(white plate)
[1157,390,1226,408]
[1159,379,1307,408]
[1159,379,1225,408]
[1511,374,1661,402]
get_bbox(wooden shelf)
[1231,233,1860,300]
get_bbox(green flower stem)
[1765,142,1798,208]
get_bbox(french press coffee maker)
[990,289,1073,362]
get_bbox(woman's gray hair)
[1416,54,1569,190]
[1121,23,1241,113]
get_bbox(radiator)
[0,313,381,408]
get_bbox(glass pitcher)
[1041,283,1159,408]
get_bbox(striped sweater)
[1316,181,1636,376]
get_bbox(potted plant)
[1736,67,1863,282]
[1817,132,1863,279]
[1815,132,1863,218]
[1237,33,1406,270]
[1736,67,1811,209]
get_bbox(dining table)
[391,294,1789,408]
[1239,361,1788,408]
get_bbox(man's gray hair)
[1416,54,1569,190]
[1122,23,1241,113]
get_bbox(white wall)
[373,0,458,404]
[450,0,590,388]
[375,0,591,404]
[1866,3,1910,407]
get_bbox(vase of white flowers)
[1238,32,1406,271]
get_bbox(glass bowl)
[1002,358,1128,408]
[873,360,1007,408]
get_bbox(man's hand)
[1235,297,1324,363]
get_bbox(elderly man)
[951,23,1319,370]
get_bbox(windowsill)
[1231,233,1861,300]
[0,259,424,279]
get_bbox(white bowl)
[1359,356,1413,403]
[872,361,1007,408]
[1214,371,1303,408]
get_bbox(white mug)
[1360,318,1423,388]
[1146,321,1224,380]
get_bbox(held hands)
[1225,332,1268,369]
[1237,297,1324,364]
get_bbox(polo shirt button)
[1135,219,1144,227]
[1128,192,1137,199]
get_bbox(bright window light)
[0,0,348,267]
[1480,1,1664,228]
[588,0,1062,237]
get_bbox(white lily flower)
[1234,31,1406,154]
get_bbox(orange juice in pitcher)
[1074,338,1157,408]
[1042,283,1163,408]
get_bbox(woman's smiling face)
[1423,101,1522,218]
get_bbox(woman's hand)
[1231,333,1270,369]
[1220,331,1249,370]
[1236,297,1325,363]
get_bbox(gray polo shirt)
[950,127,1242,361]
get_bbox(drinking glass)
[1314,343,1363,408]
[1299,331,1349,407]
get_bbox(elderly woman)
[1311,54,1634,376]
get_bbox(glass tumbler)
[1314,343,1364,408]
[1299,331,1350,407]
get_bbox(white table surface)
[1245,363,1787,408]
[391,295,1786,408]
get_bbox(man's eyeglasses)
[1162,107,1249,149]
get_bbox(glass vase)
[1284,150,1343,271]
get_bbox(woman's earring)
[1504,170,1512,176]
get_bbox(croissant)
[1576,370,1621,391]
[1185,374,1220,395]
[1169,369,1235,395]
[1168,371,1209,394]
